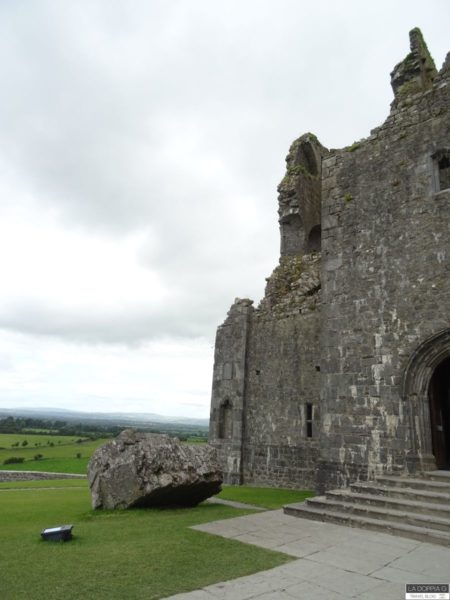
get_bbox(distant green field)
[0,434,110,474]
[0,486,291,599]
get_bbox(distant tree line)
[0,416,118,439]
[0,416,208,441]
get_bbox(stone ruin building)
[209,29,450,493]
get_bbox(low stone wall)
[0,470,86,482]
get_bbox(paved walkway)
[165,509,450,600]
[206,497,265,510]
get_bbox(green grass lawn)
[217,485,314,509]
[0,486,292,600]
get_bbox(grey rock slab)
[87,430,222,509]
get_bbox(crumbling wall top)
[390,28,437,106]
[277,133,328,257]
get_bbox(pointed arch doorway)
[429,357,450,469]
[402,329,450,472]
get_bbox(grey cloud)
[0,1,391,232]
[0,1,448,346]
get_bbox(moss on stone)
[346,142,361,153]
[396,78,422,98]
[266,256,305,301]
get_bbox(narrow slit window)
[306,403,313,438]
[218,399,233,439]
[433,150,450,192]
[438,154,450,191]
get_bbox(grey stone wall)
[0,470,85,482]
[317,45,450,490]
[210,295,321,489]
[209,298,253,484]
[242,310,320,489]
[209,30,449,493]
[209,137,325,489]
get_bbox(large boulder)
[87,430,223,509]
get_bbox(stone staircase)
[283,470,450,547]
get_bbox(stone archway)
[402,328,450,472]
[305,224,321,253]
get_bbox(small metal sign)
[41,525,74,542]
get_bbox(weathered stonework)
[209,29,450,491]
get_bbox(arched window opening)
[297,141,319,176]
[218,399,233,440]
[306,225,321,253]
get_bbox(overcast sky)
[0,1,448,419]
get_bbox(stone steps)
[326,489,450,519]
[374,475,450,493]
[283,504,450,546]
[423,470,450,482]
[350,482,450,505]
[306,496,450,533]
[283,470,450,547]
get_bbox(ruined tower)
[209,29,450,491]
